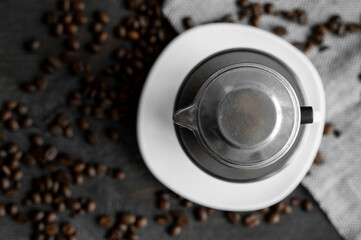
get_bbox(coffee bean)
[60,51,77,62]
[42,192,53,204]
[334,129,341,137]
[1,165,11,176]
[0,204,6,218]
[290,197,301,206]
[65,38,81,51]
[55,202,66,212]
[50,124,64,136]
[250,15,260,27]
[319,45,329,52]
[66,199,81,211]
[31,191,42,204]
[63,125,73,138]
[251,3,264,16]
[8,142,19,154]
[297,12,308,25]
[95,10,110,24]
[21,116,33,128]
[48,56,63,69]
[195,207,208,222]
[45,11,58,25]
[168,225,181,236]
[180,199,192,208]
[264,3,274,14]
[0,110,12,122]
[7,118,20,131]
[60,13,73,24]
[336,24,347,36]
[85,200,96,213]
[282,205,292,214]
[30,135,43,147]
[65,23,78,35]
[301,200,313,212]
[85,131,99,145]
[182,17,194,29]
[128,30,140,41]
[87,42,101,53]
[266,212,280,224]
[52,23,64,37]
[86,165,96,177]
[314,151,323,164]
[62,223,76,236]
[91,22,103,34]
[226,212,241,224]
[74,13,88,25]
[274,26,287,36]
[347,23,361,32]
[237,0,249,8]
[155,214,171,224]
[45,223,59,236]
[113,169,125,180]
[33,210,45,222]
[326,20,339,32]
[272,201,286,213]
[46,212,58,223]
[71,1,85,11]
[25,39,41,52]
[8,203,18,216]
[13,170,23,181]
[114,25,127,39]
[0,177,10,190]
[120,213,136,225]
[244,213,260,227]
[135,216,147,228]
[44,146,58,161]
[95,31,109,44]
[73,162,86,173]
[99,215,114,228]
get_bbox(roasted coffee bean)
[226,212,241,224]
[45,11,58,25]
[44,146,58,161]
[52,23,64,37]
[334,129,341,137]
[93,165,106,176]
[85,131,99,145]
[155,214,171,224]
[326,20,339,32]
[251,3,264,16]
[237,0,249,8]
[45,223,59,236]
[15,213,29,223]
[319,45,329,52]
[181,199,193,208]
[158,198,170,211]
[31,134,44,146]
[266,212,280,224]
[86,165,96,177]
[168,225,181,236]
[183,17,194,29]
[0,204,6,218]
[128,30,140,41]
[65,23,78,35]
[250,15,260,27]
[8,204,18,216]
[74,13,88,25]
[56,114,69,127]
[336,24,347,36]
[42,192,53,204]
[0,177,10,190]
[120,213,136,225]
[0,149,7,158]
[87,42,101,53]
[46,212,58,223]
[95,31,109,44]
[85,200,96,213]
[264,3,274,14]
[33,210,45,222]
[274,26,287,36]
[347,23,361,32]
[302,200,313,212]
[65,38,81,51]
[77,117,89,130]
[95,10,110,24]
[48,56,62,69]
[272,201,286,213]
[13,170,23,181]
[98,215,114,228]
[21,116,33,128]
[195,207,208,222]
[7,118,20,131]
[35,77,47,90]
[282,205,292,214]
[71,1,85,11]
[5,101,18,110]
[62,223,76,237]
[73,162,86,173]
[72,173,83,185]
[91,22,103,34]
[66,199,81,211]
[135,216,147,228]
[314,151,323,164]
[25,39,41,52]
[60,13,73,24]
[59,0,70,10]
[55,202,66,212]
[297,12,308,25]
[61,51,77,62]
[1,165,11,176]
[106,128,119,141]
[8,142,19,154]
[113,169,125,180]
[244,213,260,227]
[0,110,12,122]
[303,41,314,52]
[71,62,85,75]
[290,197,301,206]
[64,126,74,138]
[32,191,42,204]
[115,25,127,38]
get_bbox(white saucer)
[137,23,325,211]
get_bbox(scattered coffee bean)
[95,10,110,24]
[7,118,20,131]
[264,3,274,14]
[314,151,323,164]
[99,215,114,228]
[65,38,81,51]
[291,197,301,206]
[62,223,77,237]
[52,23,64,37]
[251,3,264,16]
[46,212,58,223]
[21,115,33,128]
[155,214,171,224]
[65,23,78,35]
[95,31,109,44]
[0,204,6,218]
[195,207,208,222]
[250,15,260,27]
[158,199,170,211]
[168,225,181,236]
[87,42,101,53]
[85,131,99,145]
[91,22,103,34]
[274,26,287,36]
[0,110,12,122]
[183,17,194,29]
[226,212,241,225]
[44,11,58,25]
[74,13,88,25]
[25,39,41,52]
[113,169,125,180]
[282,205,292,214]
[45,223,59,236]
[266,212,280,224]
[301,200,313,212]
[237,0,249,8]
[120,213,136,225]
[71,1,86,11]
[334,129,341,137]
[8,203,19,216]
[272,201,286,213]
[244,214,260,228]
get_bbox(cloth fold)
[162,0,361,239]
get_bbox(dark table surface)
[0,0,343,239]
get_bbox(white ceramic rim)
[137,23,325,211]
